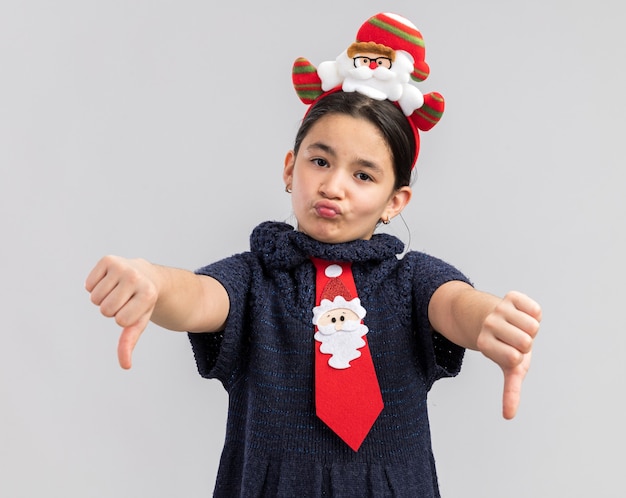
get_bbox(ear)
[385,186,412,221]
[283,150,295,188]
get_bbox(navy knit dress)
[189,221,471,497]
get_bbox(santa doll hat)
[312,265,366,324]
[292,12,445,170]
[355,12,430,82]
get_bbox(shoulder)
[194,251,260,287]
[401,249,463,272]
[399,250,472,291]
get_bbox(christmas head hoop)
[292,12,445,169]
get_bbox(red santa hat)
[312,264,367,324]
[355,12,430,82]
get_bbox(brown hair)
[346,42,395,61]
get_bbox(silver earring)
[285,186,292,193]
[382,217,391,225]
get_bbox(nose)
[319,170,346,199]
[369,61,378,70]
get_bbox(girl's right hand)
[85,255,160,369]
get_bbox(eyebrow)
[306,141,384,174]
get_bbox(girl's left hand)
[476,291,542,419]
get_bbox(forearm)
[133,260,229,333]
[428,280,500,350]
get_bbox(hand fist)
[477,291,542,419]
[85,255,159,369]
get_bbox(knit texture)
[189,221,470,497]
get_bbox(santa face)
[337,49,414,101]
[314,307,368,369]
[283,113,411,243]
[315,308,361,335]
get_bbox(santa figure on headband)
[317,12,428,116]
[292,12,445,137]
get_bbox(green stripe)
[411,70,428,82]
[292,65,317,75]
[429,93,444,104]
[294,84,321,91]
[369,17,424,48]
[418,105,443,122]
[296,90,322,100]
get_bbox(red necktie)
[311,257,384,451]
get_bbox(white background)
[1,1,624,496]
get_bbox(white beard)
[341,64,405,101]
[317,50,424,115]
[315,320,368,369]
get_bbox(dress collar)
[250,221,404,271]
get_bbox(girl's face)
[283,113,412,244]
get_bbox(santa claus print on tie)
[312,263,369,369]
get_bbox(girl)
[86,13,541,497]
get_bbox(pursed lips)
[314,200,342,219]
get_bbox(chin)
[297,216,375,243]
[304,226,374,244]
